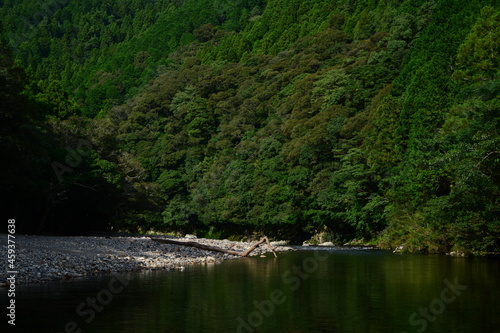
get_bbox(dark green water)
[5,249,500,333]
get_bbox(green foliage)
[23,80,79,119]
[1,0,266,116]
[456,6,500,80]
[2,0,499,252]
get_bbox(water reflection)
[6,250,500,333]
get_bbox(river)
[6,248,500,332]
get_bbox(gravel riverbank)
[1,234,293,285]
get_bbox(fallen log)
[150,236,278,258]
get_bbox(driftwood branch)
[150,236,277,258]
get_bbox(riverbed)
[0,234,292,284]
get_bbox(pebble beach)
[1,234,293,285]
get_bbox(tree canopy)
[1,0,499,253]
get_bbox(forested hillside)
[1,0,499,253]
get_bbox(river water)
[6,248,500,332]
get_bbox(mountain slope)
[1,0,499,252]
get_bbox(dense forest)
[1,0,499,253]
